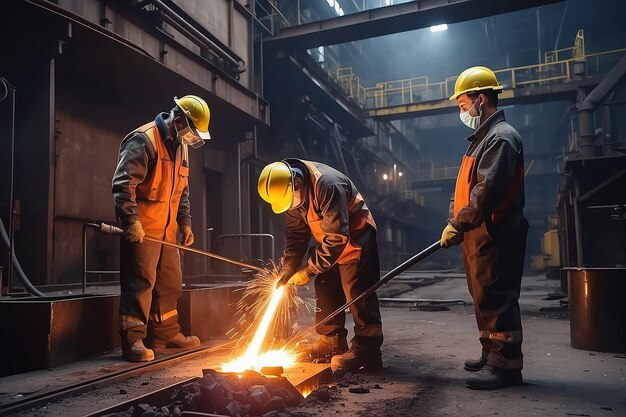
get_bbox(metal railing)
[396,190,425,205]
[332,30,626,110]
[215,233,275,272]
[82,224,119,293]
[82,225,276,291]
[414,161,460,181]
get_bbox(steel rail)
[0,341,236,416]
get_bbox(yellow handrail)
[332,30,626,109]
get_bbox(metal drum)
[566,267,626,353]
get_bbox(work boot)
[298,335,348,363]
[122,339,155,362]
[465,365,523,390]
[150,332,201,352]
[330,346,383,373]
[464,355,487,372]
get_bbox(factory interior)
[0,0,625,416]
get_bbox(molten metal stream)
[223,285,295,372]
[243,285,284,358]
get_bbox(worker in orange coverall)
[442,66,528,390]
[112,95,211,362]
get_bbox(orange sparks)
[222,285,296,373]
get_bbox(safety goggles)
[173,115,207,149]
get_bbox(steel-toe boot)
[330,345,382,373]
[122,339,155,362]
[151,332,200,351]
[464,354,487,372]
[465,365,523,390]
[299,335,348,363]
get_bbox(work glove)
[123,220,145,243]
[180,224,194,247]
[275,265,295,288]
[287,268,315,287]
[440,223,463,248]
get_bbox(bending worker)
[258,159,383,372]
[442,66,528,389]
[112,95,211,362]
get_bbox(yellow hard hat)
[449,66,503,101]
[174,95,211,139]
[258,161,294,214]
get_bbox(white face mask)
[459,98,482,130]
[173,114,205,148]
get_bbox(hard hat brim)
[194,127,211,140]
[449,85,503,101]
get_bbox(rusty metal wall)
[1,0,268,287]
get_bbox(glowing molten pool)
[222,285,296,373]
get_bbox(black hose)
[0,216,45,296]
[0,76,43,297]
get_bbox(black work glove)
[275,266,295,288]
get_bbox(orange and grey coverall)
[449,109,528,370]
[112,112,190,347]
[282,159,383,350]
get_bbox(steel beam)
[265,0,565,51]
[368,78,600,121]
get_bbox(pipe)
[579,55,626,158]
[91,222,264,273]
[0,77,16,292]
[151,0,245,73]
[0,78,44,296]
[0,217,45,297]
[378,298,468,306]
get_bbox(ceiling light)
[383,173,389,181]
[429,24,448,33]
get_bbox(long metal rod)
[145,236,264,273]
[92,223,264,273]
[291,241,441,341]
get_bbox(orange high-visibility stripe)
[453,155,476,218]
[150,309,178,323]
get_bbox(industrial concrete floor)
[294,273,626,417]
[4,273,626,416]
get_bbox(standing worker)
[258,159,383,372]
[442,66,528,389]
[112,95,211,362]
